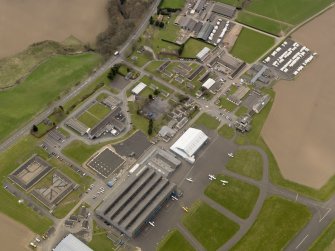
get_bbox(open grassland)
[231,196,311,251]
[235,106,249,117]
[87,103,110,120]
[226,150,263,180]
[236,12,291,36]
[89,222,116,251]
[0,53,102,142]
[62,130,136,164]
[77,102,110,128]
[213,0,243,8]
[158,230,195,251]
[230,28,275,63]
[181,38,214,58]
[205,175,260,219]
[245,0,334,25]
[159,0,186,9]
[218,124,235,139]
[0,135,53,234]
[194,113,220,130]
[220,98,237,112]
[183,201,239,251]
[309,220,335,251]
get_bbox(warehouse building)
[212,3,236,18]
[132,82,147,95]
[170,128,208,163]
[54,234,93,251]
[196,47,211,61]
[96,167,176,237]
[197,22,214,41]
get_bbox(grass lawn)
[220,98,237,112]
[226,150,263,180]
[128,49,153,67]
[194,113,220,130]
[230,28,275,63]
[309,219,335,251]
[138,75,173,97]
[96,93,109,102]
[213,0,243,7]
[182,201,239,251]
[231,196,311,251]
[181,38,214,58]
[87,103,110,120]
[218,124,235,140]
[236,12,291,36]
[158,230,195,251]
[0,135,53,234]
[89,222,116,251]
[245,0,334,25]
[0,53,102,142]
[160,0,185,9]
[77,111,100,128]
[235,106,249,117]
[62,130,136,164]
[205,175,260,219]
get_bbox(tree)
[149,16,154,25]
[153,89,160,95]
[159,22,165,28]
[148,119,154,135]
[32,125,38,132]
[148,94,153,100]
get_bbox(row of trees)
[149,16,165,28]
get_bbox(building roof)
[186,18,197,30]
[202,78,216,89]
[159,126,176,138]
[170,128,208,163]
[196,47,211,60]
[54,234,93,251]
[132,82,147,95]
[194,21,203,34]
[194,0,206,12]
[212,3,236,18]
[197,22,214,41]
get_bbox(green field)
[89,222,116,251]
[77,112,100,128]
[183,201,239,251]
[218,124,235,139]
[213,0,243,7]
[235,106,249,117]
[158,230,195,251]
[0,136,53,234]
[236,12,291,36]
[205,175,260,219]
[77,103,110,128]
[0,53,102,142]
[87,103,110,120]
[220,98,237,112]
[230,28,275,63]
[232,196,311,251]
[245,0,334,25]
[181,38,214,58]
[226,149,263,180]
[310,220,335,251]
[194,113,220,130]
[159,0,186,9]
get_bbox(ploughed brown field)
[262,7,335,188]
[0,213,34,251]
[0,0,109,58]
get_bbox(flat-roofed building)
[170,128,208,163]
[132,82,147,95]
[96,168,176,237]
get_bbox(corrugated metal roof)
[212,3,236,18]
[202,78,215,89]
[54,234,93,251]
[131,82,147,95]
[196,47,211,60]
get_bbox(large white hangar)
[170,128,208,163]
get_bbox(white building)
[202,78,216,90]
[170,128,208,163]
[54,234,93,251]
[196,47,211,61]
[131,82,147,95]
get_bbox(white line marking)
[319,208,332,222]
[295,234,309,249]
[296,193,299,201]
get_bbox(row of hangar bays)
[96,128,208,238]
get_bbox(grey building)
[96,168,176,237]
[194,0,206,13]
[197,22,214,41]
[212,3,236,18]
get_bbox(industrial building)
[54,234,93,251]
[96,167,176,237]
[196,47,211,61]
[132,82,147,95]
[253,94,270,113]
[197,22,214,41]
[202,78,216,90]
[170,128,208,163]
[212,3,236,18]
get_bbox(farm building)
[212,3,236,18]
[170,128,208,163]
[202,78,216,90]
[194,0,206,13]
[196,47,211,61]
[132,82,147,95]
[54,234,93,251]
[197,22,214,41]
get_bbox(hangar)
[170,128,208,163]
[54,234,93,251]
[96,167,176,237]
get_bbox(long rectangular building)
[96,168,176,237]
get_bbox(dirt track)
[0,0,109,58]
[0,213,34,251]
[262,7,335,188]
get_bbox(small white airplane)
[171,195,179,201]
[208,174,216,180]
[220,180,229,185]
[182,206,189,213]
[228,153,234,158]
[149,221,155,227]
[186,178,194,182]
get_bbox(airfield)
[262,7,335,188]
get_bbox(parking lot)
[114,131,152,158]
